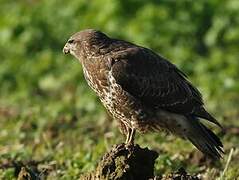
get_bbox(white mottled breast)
[102,70,135,127]
[82,66,99,93]
[82,66,137,128]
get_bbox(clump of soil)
[81,143,158,180]
[161,167,200,180]
[81,143,200,180]
[0,159,55,180]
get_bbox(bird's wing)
[110,46,221,127]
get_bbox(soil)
[81,143,200,180]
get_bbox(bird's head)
[63,29,110,60]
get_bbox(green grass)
[0,75,239,179]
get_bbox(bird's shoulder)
[109,44,178,86]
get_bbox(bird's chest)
[83,66,117,106]
[82,62,109,98]
[83,67,140,122]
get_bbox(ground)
[0,89,239,179]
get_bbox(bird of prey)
[63,29,223,159]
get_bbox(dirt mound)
[81,143,200,180]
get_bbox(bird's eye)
[68,39,74,44]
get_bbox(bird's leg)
[126,128,136,146]
[125,126,130,144]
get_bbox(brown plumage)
[63,29,223,159]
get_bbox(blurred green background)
[0,0,239,179]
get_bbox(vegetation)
[0,0,238,179]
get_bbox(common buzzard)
[63,29,223,159]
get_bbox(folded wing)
[111,46,221,127]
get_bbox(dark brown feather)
[111,48,198,111]
[110,46,221,127]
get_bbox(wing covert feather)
[111,47,203,115]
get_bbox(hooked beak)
[63,43,70,54]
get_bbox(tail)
[193,106,223,129]
[184,116,224,160]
